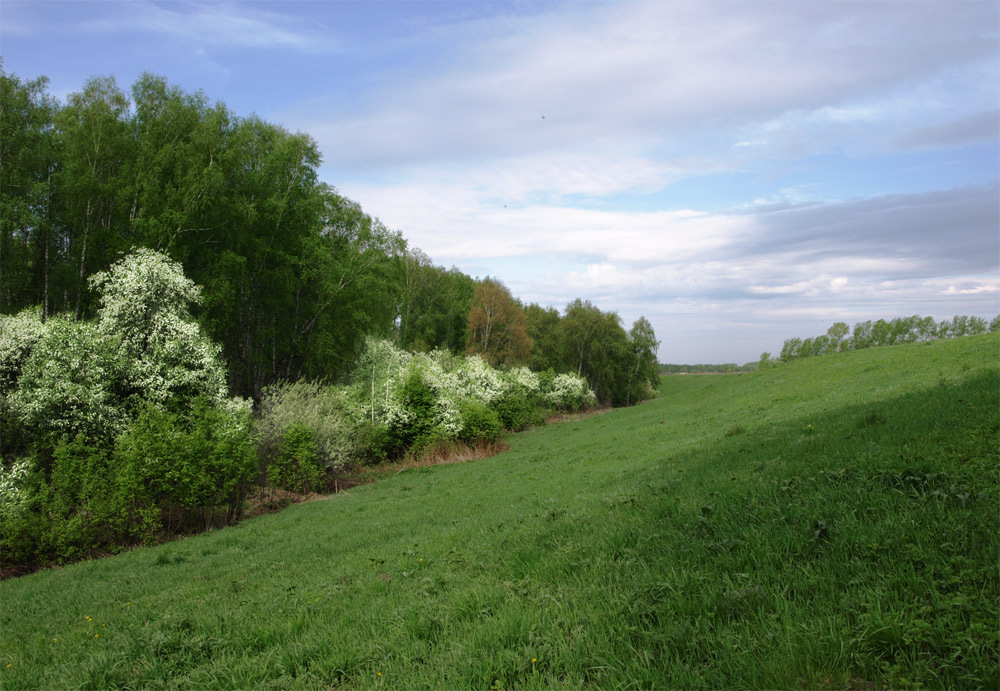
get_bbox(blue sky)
[3,0,998,363]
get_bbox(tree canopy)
[1,67,660,405]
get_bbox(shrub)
[115,397,256,534]
[258,379,367,475]
[90,248,228,411]
[8,316,124,444]
[0,462,51,567]
[0,306,47,394]
[396,370,440,450]
[46,436,130,560]
[459,400,502,444]
[493,392,541,431]
[266,424,323,494]
[543,372,598,412]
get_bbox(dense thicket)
[1,70,403,399]
[1,251,256,566]
[763,314,1000,365]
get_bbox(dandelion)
[418,558,423,562]
[94,634,99,638]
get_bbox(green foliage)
[2,397,258,567]
[492,391,543,432]
[396,370,442,452]
[266,424,322,494]
[257,379,364,476]
[0,71,58,315]
[458,400,502,445]
[560,299,657,406]
[777,314,999,364]
[524,303,564,372]
[114,398,256,533]
[399,249,475,354]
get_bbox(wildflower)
[418,558,423,562]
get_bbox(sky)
[2,0,998,364]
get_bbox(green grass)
[2,334,998,689]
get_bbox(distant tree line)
[659,363,756,375]
[760,314,1000,366]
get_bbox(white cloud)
[293,0,998,173]
[82,1,335,53]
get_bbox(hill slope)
[2,334,997,689]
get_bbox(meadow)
[1,333,997,689]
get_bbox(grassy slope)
[1,334,997,689]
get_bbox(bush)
[47,436,127,560]
[9,316,124,444]
[492,392,542,431]
[459,400,502,444]
[543,372,598,412]
[0,456,42,565]
[0,306,47,395]
[266,424,323,494]
[395,371,441,451]
[115,398,256,534]
[258,380,365,474]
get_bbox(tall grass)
[1,334,997,689]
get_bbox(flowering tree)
[90,248,228,410]
[7,248,230,443]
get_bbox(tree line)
[659,363,755,375]
[1,68,659,406]
[761,314,1000,365]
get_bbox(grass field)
[2,334,997,689]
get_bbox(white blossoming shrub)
[10,316,126,442]
[504,366,541,396]
[544,372,598,412]
[452,355,509,405]
[90,248,228,408]
[0,306,48,394]
[0,458,32,524]
[348,339,597,456]
[1,248,257,568]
